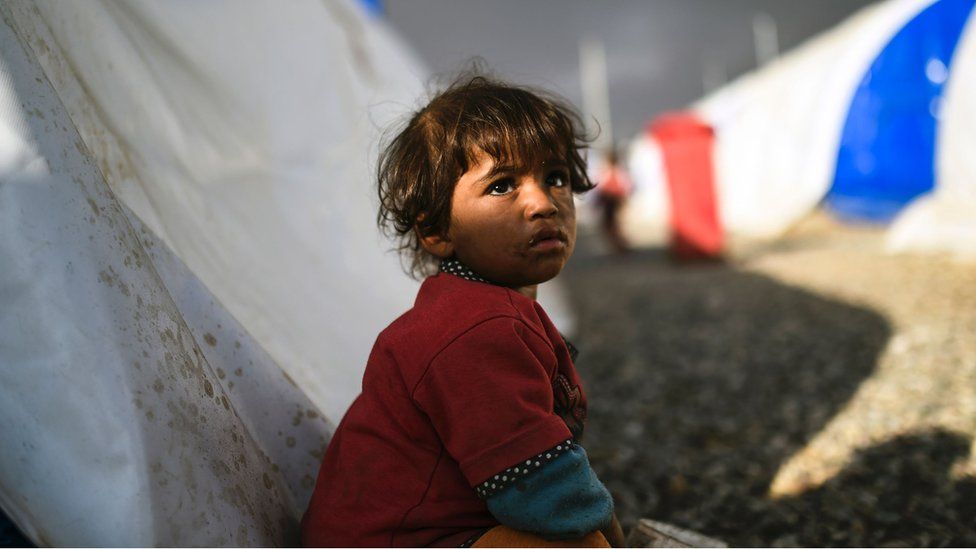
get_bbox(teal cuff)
[485,443,613,540]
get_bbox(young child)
[596,148,633,255]
[301,74,624,547]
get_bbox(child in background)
[301,74,625,547]
[596,148,632,255]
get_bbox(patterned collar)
[439,257,579,363]
[439,257,492,284]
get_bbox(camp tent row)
[626,0,976,260]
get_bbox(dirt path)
[564,215,976,546]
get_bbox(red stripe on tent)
[650,113,723,260]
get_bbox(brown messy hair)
[377,73,595,278]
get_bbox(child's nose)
[520,179,558,220]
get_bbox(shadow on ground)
[776,430,976,546]
[562,240,976,546]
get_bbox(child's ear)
[417,228,455,259]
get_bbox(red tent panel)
[650,113,723,260]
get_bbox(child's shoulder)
[379,273,550,356]
[365,274,565,396]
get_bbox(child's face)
[426,150,577,289]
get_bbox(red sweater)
[301,273,587,547]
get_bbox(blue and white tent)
[627,0,976,259]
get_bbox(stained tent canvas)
[0,0,425,544]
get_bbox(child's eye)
[487,178,515,195]
[546,170,569,188]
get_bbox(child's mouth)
[531,238,566,252]
[529,228,567,252]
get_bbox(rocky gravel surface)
[565,215,976,547]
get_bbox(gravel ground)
[565,213,976,547]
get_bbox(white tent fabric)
[0,0,423,544]
[886,11,976,259]
[621,135,669,248]
[579,136,668,250]
[0,9,330,544]
[7,0,427,423]
[625,0,976,259]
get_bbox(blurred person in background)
[596,148,632,254]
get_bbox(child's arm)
[413,316,617,542]
[481,442,612,540]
